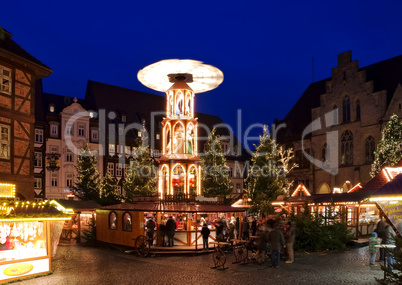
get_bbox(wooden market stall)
[0,200,70,283]
[96,202,246,250]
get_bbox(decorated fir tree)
[72,144,101,201]
[371,114,402,177]
[99,169,122,205]
[201,128,233,197]
[123,143,157,201]
[246,125,296,214]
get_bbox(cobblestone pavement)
[14,245,384,285]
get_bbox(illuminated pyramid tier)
[138,59,223,200]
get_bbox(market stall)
[0,200,70,283]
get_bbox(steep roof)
[373,173,402,196]
[0,27,51,71]
[351,169,389,193]
[277,54,402,143]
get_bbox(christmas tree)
[72,144,101,201]
[246,125,296,214]
[371,114,402,177]
[201,128,233,197]
[99,169,122,205]
[123,142,157,201]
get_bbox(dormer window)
[49,105,55,113]
[89,111,94,118]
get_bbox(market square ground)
[13,244,385,285]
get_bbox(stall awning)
[371,173,402,197]
[312,191,374,204]
[98,202,246,213]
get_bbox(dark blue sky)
[3,1,402,147]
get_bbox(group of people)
[254,219,296,268]
[369,217,396,268]
[145,216,177,247]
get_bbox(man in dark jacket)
[251,217,257,236]
[375,217,386,261]
[268,223,285,268]
[145,217,156,246]
[201,224,210,250]
[215,218,224,241]
[165,216,176,247]
[241,217,250,240]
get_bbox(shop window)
[35,129,44,143]
[0,124,10,159]
[341,130,353,165]
[0,65,12,94]
[109,212,117,230]
[122,212,132,232]
[365,136,375,163]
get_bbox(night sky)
[3,1,402,147]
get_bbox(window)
[122,212,132,232]
[51,173,58,187]
[66,173,73,188]
[34,177,42,189]
[91,130,99,141]
[34,152,42,167]
[356,100,361,121]
[116,185,122,195]
[341,130,353,165]
[236,183,241,193]
[125,146,131,155]
[365,136,375,163]
[50,124,58,138]
[108,162,114,176]
[156,133,160,140]
[333,105,338,124]
[342,96,351,123]
[35,129,44,143]
[116,163,122,177]
[228,167,233,178]
[78,124,85,136]
[49,105,55,113]
[89,111,94,118]
[0,66,12,94]
[65,125,73,135]
[50,146,58,153]
[109,144,115,155]
[122,115,126,123]
[0,125,10,159]
[109,212,117,230]
[138,131,142,137]
[66,149,73,162]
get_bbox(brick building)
[0,27,52,199]
[277,51,402,194]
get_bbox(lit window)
[34,177,42,189]
[51,173,58,187]
[0,66,12,94]
[91,130,99,141]
[0,124,10,159]
[49,105,55,113]
[138,131,142,137]
[108,162,114,176]
[78,124,85,136]
[156,133,160,140]
[109,212,117,230]
[66,173,73,188]
[89,111,94,118]
[125,146,131,155]
[122,212,132,232]
[236,183,241,193]
[116,163,122,177]
[34,152,42,167]
[109,144,115,155]
[50,124,58,138]
[35,129,44,143]
[66,149,73,162]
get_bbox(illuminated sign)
[0,183,15,198]
[0,258,50,281]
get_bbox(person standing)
[369,232,381,266]
[145,217,156,246]
[375,217,386,261]
[215,218,224,241]
[251,217,257,236]
[166,216,176,247]
[382,220,396,269]
[159,220,167,247]
[268,222,285,268]
[255,223,269,264]
[201,223,210,250]
[241,217,250,240]
[285,221,296,264]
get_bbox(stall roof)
[372,173,402,196]
[53,200,101,211]
[98,202,246,213]
[312,191,374,204]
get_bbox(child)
[201,223,210,250]
[369,232,381,265]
